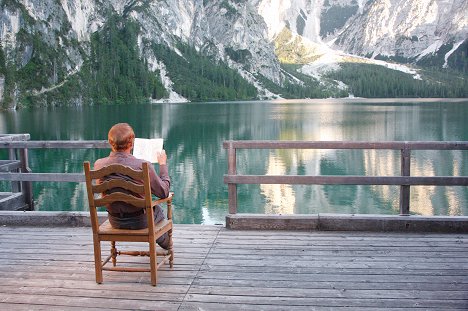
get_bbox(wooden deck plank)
[0,225,467,310]
[182,293,468,308]
[0,304,104,311]
[0,293,182,310]
[179,303,468,311]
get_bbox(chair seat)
[99,219,172,241]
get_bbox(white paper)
[133,138,164,163]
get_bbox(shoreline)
[161,97,468,105]
[270,97,468,104]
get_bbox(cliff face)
[258,0,467,63]
[0,0,466,107]
[333,0,468,61]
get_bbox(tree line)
[152,43,257,101]
[326,63,467,98]
[82,14,166,105]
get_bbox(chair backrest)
[83,161,154,233]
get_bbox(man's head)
[108,123,135,152]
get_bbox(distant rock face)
[256,0,467,61]
[333,0,468,60]
[0,0,466,105]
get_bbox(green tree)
[83,14,166,104]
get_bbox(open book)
[132,138,164,163]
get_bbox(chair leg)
[111,241,117,266]
[149,240,157,286]
[93,235,103,284]
[168,228,174,269]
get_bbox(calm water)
[1,99,467,224]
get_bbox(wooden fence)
[0,135,109,210]
[1,137,468,214]
[223,140,468,216]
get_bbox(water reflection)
[261,153,295,214]
[0,100,467,223]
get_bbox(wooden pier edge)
[0,211,467,233]
[0,211,108,227]
[225,213,468,233]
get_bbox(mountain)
[0,0,466,108]
[261,0,467,62]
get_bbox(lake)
[1,99,467,224]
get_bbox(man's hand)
[157,149,167,165]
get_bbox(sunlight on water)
[0,100,467,224]
[261,153,295,214]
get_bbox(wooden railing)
[223,141,468,216]
[0,136,109,210]
[2,137,468,214]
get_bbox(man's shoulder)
[93,157,109,169]
[95,154,150,169]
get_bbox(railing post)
[399,147,411,215]
[8,148,21,193]
[227,142,237,214]
[19,148,34,210]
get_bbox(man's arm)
[149,150,170,198]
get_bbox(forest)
[0,11,466,108]
[326,63,468,98]
[82,15,167,105]
[151,43,257,101]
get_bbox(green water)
[1,99,467,224]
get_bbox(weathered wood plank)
[0,275,192,287]
[224,174,468,186]
[1,253,466,268]
[0,304,102,311]
[187,285,468,300]
[222,140,468,150]
[0,172,85,182]
[1,285,185,301]
[0,225,467,310]
[179,303,468,311]
[183,293,468,308]
[0,293,181,311]
[0,160,22,172]
[191,278,468,291]
[0,134,30,141]
[3,244,467,260]
[193,271,468,283]
[0,140,109,149]
[197,264,468,277]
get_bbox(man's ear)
[128,139,134,151]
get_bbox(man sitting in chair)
[94,123,171,249]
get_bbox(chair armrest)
[151,192,174,220]
[151,192,173,206]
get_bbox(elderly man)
[94,123,171,249]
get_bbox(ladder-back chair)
[83,161,173,286]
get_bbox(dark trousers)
[108,204,170,249]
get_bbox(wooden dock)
[1,224,467,310]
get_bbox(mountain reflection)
[261,154,295,214]
[0,100,467,223]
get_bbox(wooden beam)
[0,134,30,141]
[400,148,411,215]
[0,173,84,182]
[0,140,110,149]
[0,161,22,172]
[224,175,468,186]
[227,142,237,214]
[223,140,468,150]
[18,148,34,210]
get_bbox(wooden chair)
[83,161,173,286]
